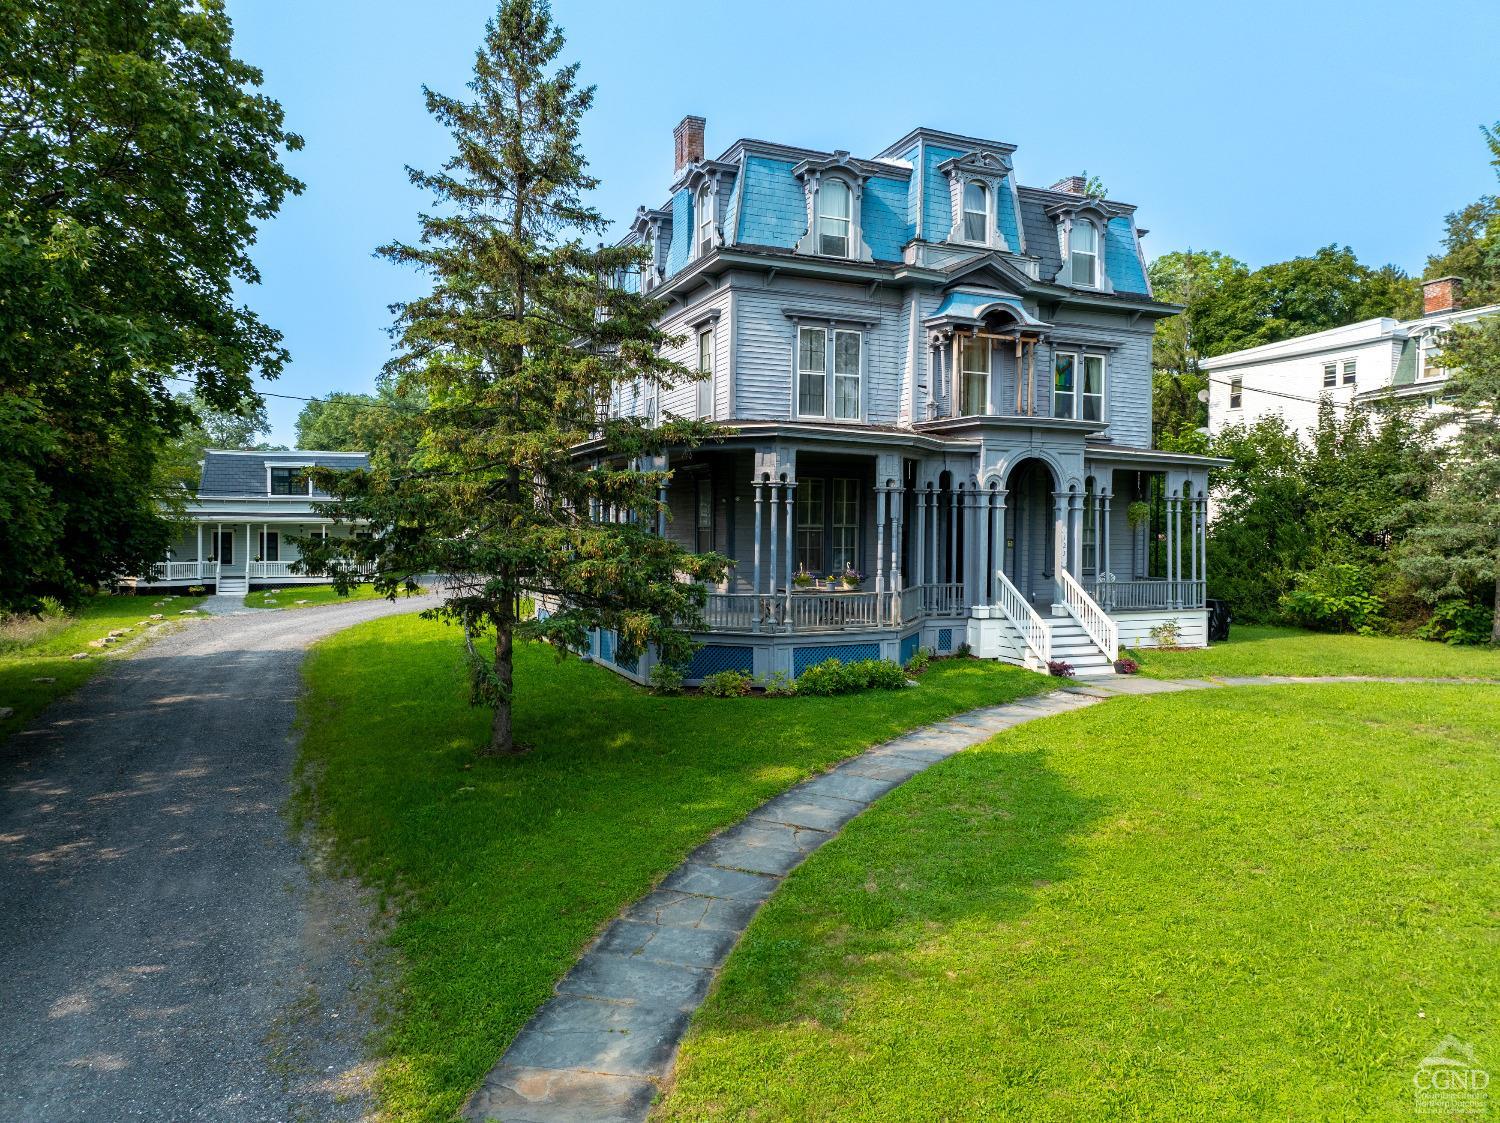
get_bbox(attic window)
[270,466,310,495]
[962,182,988,242]
[817,179,852,257]
[696,184,714,257]
[1070,220,1099,286]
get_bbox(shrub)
[1148,619,1183,648]
[700,669,753,697]
[1278,563,1385,634]
[1047,659,1075,678]
[761,670,795,696]
[955,642,972,657]
[904,647,932,676]
[794,657,908,696]
[647,662,684,695]
[1113,656,1140,674]
[1418,599,1495,646]
[187,585,206,596]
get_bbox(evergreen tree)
[1399,317,1500,642]
[1422,122,1500,307]
[302,0,722,754]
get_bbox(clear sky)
[225,0,1500,445]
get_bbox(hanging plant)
[1126,501,1151,529]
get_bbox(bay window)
[960,335,990,416]
[817,179,851,257]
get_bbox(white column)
[244,523,252,578]
[875,486,887,596]
[1100,490,1112,576]
[752,479,763,595]
[262,522,268,570]
[656,486,667,536]
[195,524,203,578]
[783,481,796,598]
[767,481,779,598]
[890,483,904,593]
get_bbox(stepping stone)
[657,862,778,904]
[501,994,690,1076]
[149,613,163,620]
[619,889,758,932]
[750,790,864,832]
[555,952,713,1008]
[70,653,87,661]
[31,677,56,684]
[804,769,901,804]
[591,920,737,969]
[467,1065,654,1123]
[178,609,197,615]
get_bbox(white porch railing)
[248,560,298,579]
[1084,578,1206,611]
[149,561,204,581]
[919,582,966,617]
[1059,567,1119,662]
[993,569,1051,668]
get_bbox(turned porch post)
[874,486,887,596]
[914,488,926,587]
[767,479,779,599]
[991,489,1006,602]
[1052,491,1068,605]
[1099,490,1112,576]
[889,483,904,595]
[948,483,959,585]
[752,478,763,595]
[977,487,992,605]
[656,485,667,537]
[783,480,796,601]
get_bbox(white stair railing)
[993,568,1050,668]
[1058,566,1119,662]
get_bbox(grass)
[656,683,1500,1122]
[1133,624,1500,681]
[0,591,205,739]
[295,615,1053,1122]
[244,583,399,610]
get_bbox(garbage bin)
[1206,598,1231,643]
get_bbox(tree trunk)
[1492,573,1500,646]
[487,619,519,755]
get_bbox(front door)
[214,531,234,568]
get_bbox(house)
[1203,276,1499,439]
[570,117,1223,682]
[124,449,370,595]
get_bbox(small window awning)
[925,289,1051,332]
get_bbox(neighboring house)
[1204,277,1499,439]
[125,449,369,595]
[568,116,1223,682]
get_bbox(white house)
[1204,277,1499,438]
[124,449,369,595]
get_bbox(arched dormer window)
[792,152,871,261]
[1045,199,1114,293]
[816,178,851,257]
[962,181,988,243]
[1069,219,1098,286]
[695,183,714,257]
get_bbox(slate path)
[466,672,1498,1123]
[0,592,437,1123]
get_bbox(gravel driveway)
[0,594,439,1122]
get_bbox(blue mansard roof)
[626,124,1153,299]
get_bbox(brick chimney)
[1422,276,1463,316]
[673,115,705,173]
[1050,174,1087,195]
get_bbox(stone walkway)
[465,673,1493,1123]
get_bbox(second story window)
[833,331,861,420]
[960,335,990,416]
[1229,376,1243,409]
[1343,359,1356,384]
[1052,351,1106,420]
[796,325,862,420]
[817,179,851,257]
[697,328,714,418]
[798,327,826,417]
[696,185,713,257]
[962,181,988,242]
[1070,221,1099,287]
[270,466,308,495]
[1323,362,1337,388]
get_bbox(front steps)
[1045,616,1115,678]
[215,575,248,595]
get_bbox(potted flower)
[792,567,814,589]
[840,566,865,590]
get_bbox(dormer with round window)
[792,152,872,261]
[938,149,1015,253]
[1045,197,1114,292]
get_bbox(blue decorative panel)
[1105,216,1148,294]
[664,188,692,276]
[862,175,912,261]
[900,632,921,665]
[736,156,803,248]
[937,628,953,653]
[793,643,881,677]
[686,644,754,679]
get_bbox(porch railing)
[149,561,204,581]
[920,582,966,617]
[1083,578,1206,611]
[246,559,376,580]
[1058,567,1119,662]
[993,569,1050,668]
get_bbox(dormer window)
[269,466,310,496]
[817,179,851,257]
[696,184,714,257]
[962,182,988,242]
[1070,220,1099,286]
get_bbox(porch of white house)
[122,519,369,594]
[579,447,1211,684]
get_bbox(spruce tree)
[302,0,722,754]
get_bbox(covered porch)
[127,518,370,592]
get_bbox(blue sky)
[226,0,1500,445]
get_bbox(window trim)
[694,475,714,553]
[1069,219,1100,288]
[267,463,314,496]
[795,477,826,575]
[961,180,989,244]
[796,325,828,419]
[1051,349,1107,421]
[1322,361,1337,389]
[793,323,864,422]
[815,177,853,258]
[1342,358,1356,385]
[831,477,860,574]
[959,334,991,417]
[1229,376,1243,410]
[696,326,715,419]
[695,183,714,258]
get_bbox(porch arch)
[1002,456,1061,610]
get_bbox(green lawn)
[658,683,1500,1122]
[295,616,1052,1122]
[244,583,399,610]
[0,591,205,738]
[1133,624,1500,681]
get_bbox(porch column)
[991,490,1006,602]
[889,483,904,594]
[1166,491,1179,603]
[1197,494,1208,590]
[949,484,959,585]
[783,480,796,599]
[1069,493,1083,578]
[977,488,991,606]
[1052,491,1068,605]
[195,524,203,578]
[262,522,269,569]
[1099,490,1112,576]
[656,486,667,536]
[244,523,252,578]
[767,479,779,598]
[914,488,926,587]
[874,486,887,596]
[752,478,763,595]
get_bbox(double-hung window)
[1323,362,1337,388]
[795,478,825,574]
[697,328,714,418]
[817,179,851,256]
[269,467,308,496]
[694,477,714,553]
[832,478,859,573]
[1342,359,1356,384]
[1052,351,1106,420]
[797,326,862,420]
[696,185,714,256]
[257,531,280,562]
[1229,376,1243,409]
[962,181,988,242]
[1069,220,1099,287]
[960,335,990,416]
